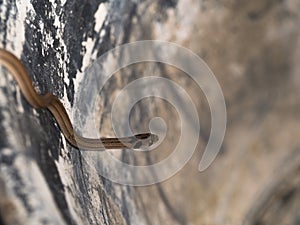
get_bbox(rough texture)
[0,0,300,225]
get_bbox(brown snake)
[0,48,158,150]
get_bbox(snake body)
[0,49,158,150]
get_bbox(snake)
[0,48,158,150]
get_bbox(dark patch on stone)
[9,167,34,214]
[66,78,74,107]
[71,151,99,224]
[121,3,137,44]
[133,141,142,149]
[246,165,300,225]
[161,0,178,9]
[95,25,115,58]
[121,189,131,225]
[0,110,8,149]
[22,1,65,98]
[0,150,16,166]
[247,0,284,20]
[0,214,5,225]
[62,0,105,104]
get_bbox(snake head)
[133,133,159,149]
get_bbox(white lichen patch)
[74,2,108,83]
[55,156,85,224]
[72,2,108,126]
[0,155,65,224]
[94,3,108,32]
[0,0,33,55]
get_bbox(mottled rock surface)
[0,0,300,225]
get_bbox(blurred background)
[0,0,300,225]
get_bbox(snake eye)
[134,133,151,139]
